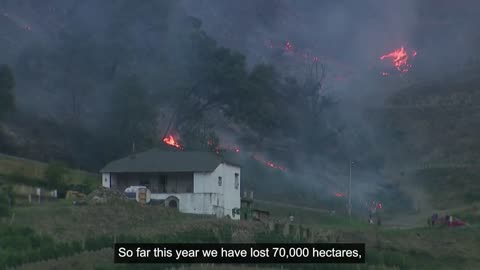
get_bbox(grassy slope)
[417,167,480,209]
[5,202,479,270]
[9,201,250,242]
[0,153,98,188]
[0,155,479,269]
[3,198,478,270]
[367,68,480,226]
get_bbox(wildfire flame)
[380,46,417,73]
[334,192,346,198]
[162,135,183,149]
[165,134,288,172]
[265,39,319,64]
[253,154,287,172]
[207,141,241,153]
[284,40,294,52]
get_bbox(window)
[159,175,167,192]
[234,173,239,189]
[218,176,222,186]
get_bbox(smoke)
[2,0,479,211]
[180,0,480,91]
[177,0,480,211]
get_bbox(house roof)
[100,149,240,173]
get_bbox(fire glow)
[207,141,241,154]
[335,192,346,198]
[164,134,287,172]
[380,46,417,74]
[162,135,183,149]
[264,39,353,81]
[253,154,287,172]
[265,39,319,64]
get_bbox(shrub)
[0,190,10,217]
[44,162,68,189]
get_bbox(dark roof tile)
[100,149,238,173]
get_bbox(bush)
[1,184,15,207]
[44,162,68,189]
[8,172,45,187]
[0,226,239,268]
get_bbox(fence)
[12,184,57,203]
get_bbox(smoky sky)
[181,0,480,77]
[3,0,478,208]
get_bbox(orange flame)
[380,46,417,73]
[163,135,183,149]
[207,141,240,153]
[253,154,287,171]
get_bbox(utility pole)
[348,160,353,219]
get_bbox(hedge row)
[0,224,234,268]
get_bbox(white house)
[100,149,241,220]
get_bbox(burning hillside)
[252,154,287,172]
[163,133,288,171]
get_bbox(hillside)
[0,152,98,195]
[1,195,479,270]
[0,154,478,269]
[1,1,480,269]
[362,66,480,212]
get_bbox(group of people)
[368,208,382,226]
[428,213,454,227]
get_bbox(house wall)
[150,193,224,217]
[109,172,193,193]
[101,162,240,220]
[193,163,241,220]
[102,173,111,188]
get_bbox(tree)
[0,64,15,119]
[186,28,289,137]
[44,162,68,189]
[106,76,156,155]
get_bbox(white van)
[124,186,147,199]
